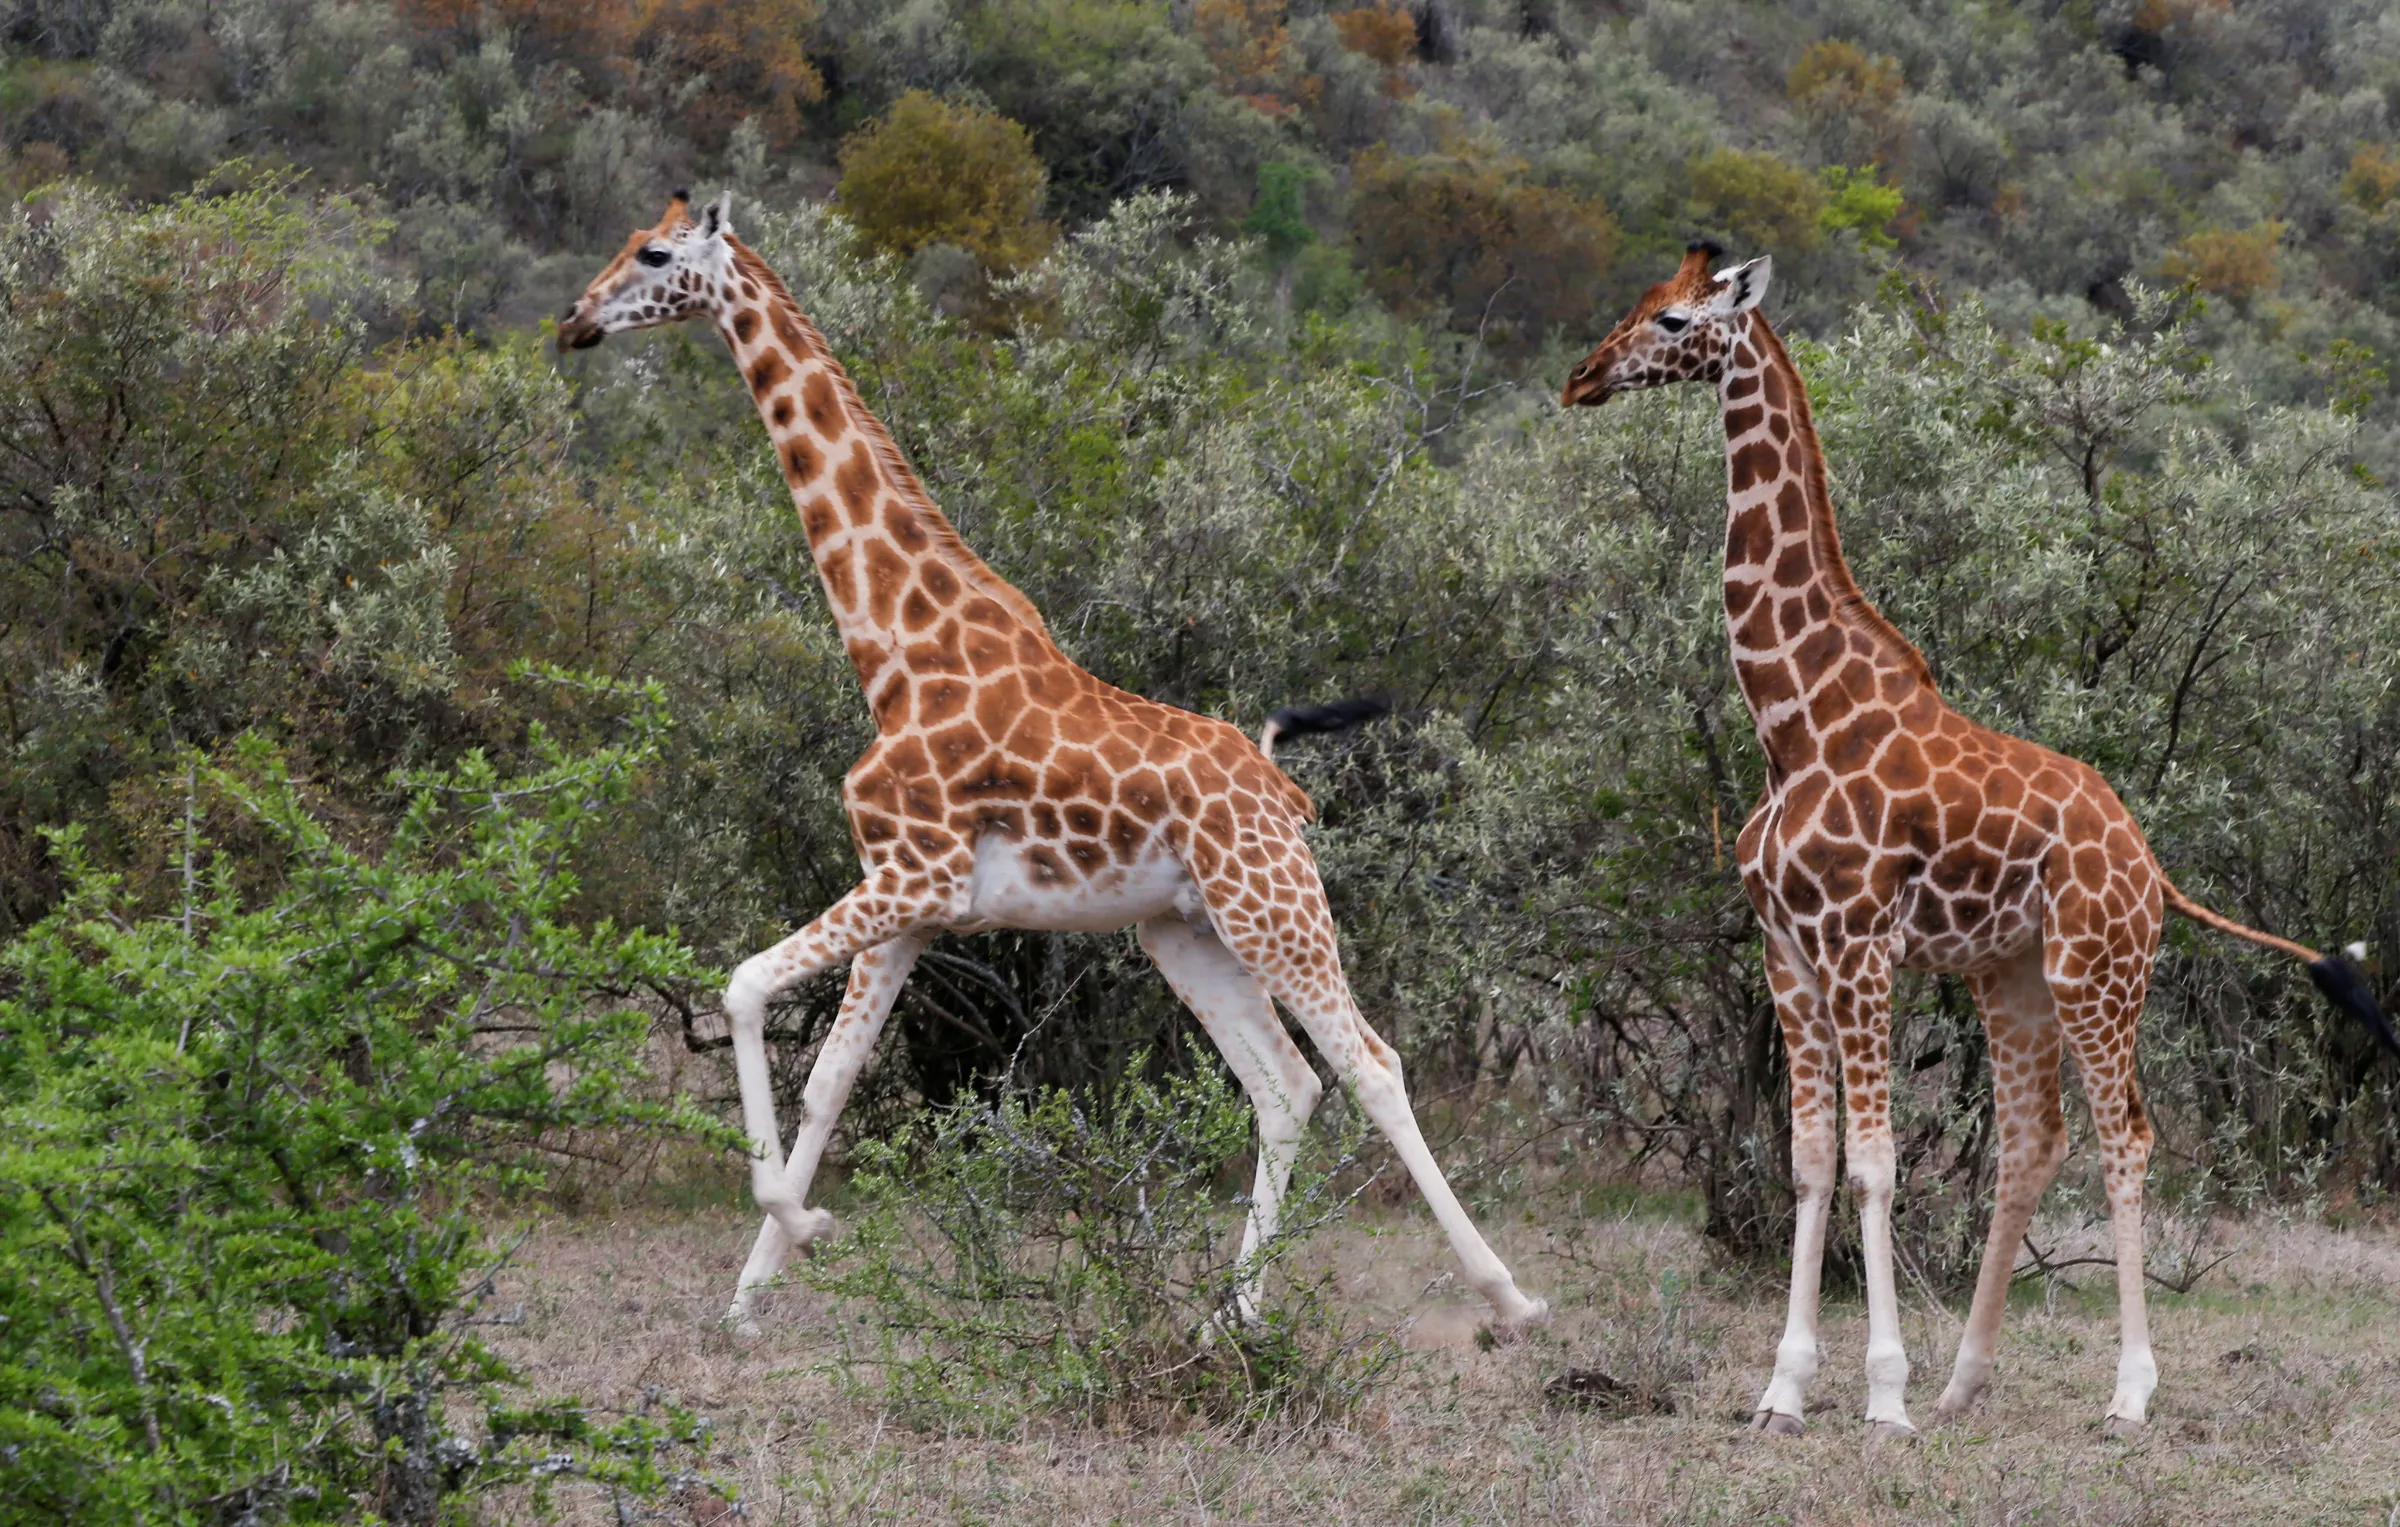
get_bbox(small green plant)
[803,1057,1398,1434]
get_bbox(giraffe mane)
[729,237,1055,640]
[1749,312,1937,693]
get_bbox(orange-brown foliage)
[1196,0,1319,116]
[2162,220,2284,300]
[1349,143,1617,346]
[391,0,820,150]
[1788,39,1904,166]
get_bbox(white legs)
[724,934,925,1331]
[1137,915,1322,1321]
[1851,1129,1913,1435]
[1753,938,1915,1435]
[1243,959,1547,1332]
[1754,934,1836,1433]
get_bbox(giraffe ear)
[700,193,734,241]
[1708,256,1771,316]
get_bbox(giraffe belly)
[952,832,1203,934]
[1893,880,2043,974]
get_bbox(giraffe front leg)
[1754,936,1837,1435]
[725,934,926,1334]
[1828,943,1914,1439]
[723,869,959,1253]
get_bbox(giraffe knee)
[1268,1061,1323,1133]
[727,956,780,1029]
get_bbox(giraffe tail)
[2163,882,2399,1057]
[1256,695,1391,762]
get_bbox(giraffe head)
[1560,242,1772,407]
[557,190,737,350]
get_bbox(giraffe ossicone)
[1565,244,2395,1439]
[559,192,1548,1338]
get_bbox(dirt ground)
[478,1189,2400,1527]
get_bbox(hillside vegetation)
[1,2,2397,1520]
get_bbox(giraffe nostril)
[559,304,579,322]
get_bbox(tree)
[835,91,1056,271]
[1788,39,1906,168]
[1686,147,1825,256]
[1349,143,1618,344]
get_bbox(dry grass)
[482,1195,2400,1526]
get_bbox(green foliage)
[1243,158,1318,263]
[803,1058,1397,1432]
[0,684,728,1523]
[1817,165,1902,250]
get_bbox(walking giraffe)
[1563,244,2395,1437]
[558,192,1549,1337]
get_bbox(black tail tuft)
[1265,696,1391,741]
[2308,954,2400,1058]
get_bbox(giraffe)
[558,192,1549,1338]
[1562,244,2396,1438]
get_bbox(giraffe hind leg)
[1191,836,1547,1331]
[1935,949,2067,1421]
[2054,950,2159,1432]
[1138,914,1323,1326]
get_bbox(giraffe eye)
[637,247,672,269]
[1657,312,1691,334]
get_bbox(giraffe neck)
[714,239,1060,729]
[1717,311,1935,779]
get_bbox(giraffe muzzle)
[1560,361,1616,408]
[557,304,606,351]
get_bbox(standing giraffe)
[1562,244,2394,1437]
[558,192,1548,1337]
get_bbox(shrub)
[1349,142,1618,344]
[2339,144,2400,214]
[2164,219,2285,300]
[803,1059,1398,1433]
[1818,164,1903,249]
[0,682,728,1524]
[835,90,1056,271]
[1243,157,1320,262]
[1330,2,1416,69]
[631,0,823,151]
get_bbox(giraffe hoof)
[1932,1395,1976,1425]
[1499,1294,1552,1333]
[722,1310,764,1341]
[1867,1419,1918,1446]
[1751,1410,1805,1436]
[790,1207,837,1246]
[2102,1414,2144,1439]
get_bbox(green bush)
[0,681,729,1524]
[802,1058,1398,1433]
